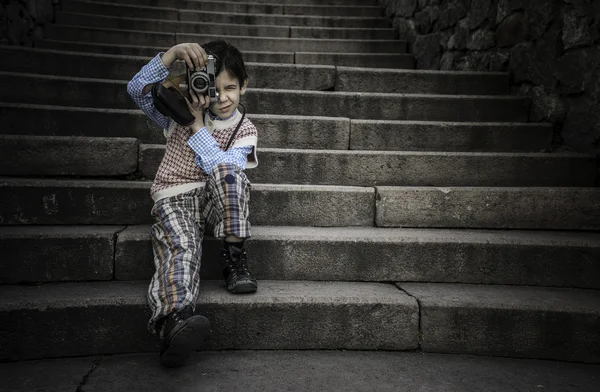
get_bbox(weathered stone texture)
[413,32,441,69]
[378,0,600,153]
[1,0,55,46]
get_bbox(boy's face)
[209,70,247,119]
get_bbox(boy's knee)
[210,163,246,184]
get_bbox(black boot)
[158,306,211,368]
[221,241,258,294]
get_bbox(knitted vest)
[151,110,258,202]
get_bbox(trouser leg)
[202,162,252,240]
[147,188,204,336]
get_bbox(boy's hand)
[185,89,210,132]
[162,43,208,70]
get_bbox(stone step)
[350,120,553,152]
[176,0,385,17]
[0,280,417,360]
[179,10,390,29]
[376,186,600,230]
[36,40,415,68]
[6,134,589,186]
[55,12,293,38]
[0,178,375,226]
[3,225,599,289]
[294,52,415,68]
[0,73,528,121]
[398,283,600,362]
[0,104,552,152]
[55,12,398,40]
[0,47,503,95]
[0,135,140,177]
[335,67,509,95]
[83,0,379,8]
[44,25,407,53]
[62,1,389,28]
[0,103,351,149]
[244,90,529,122]
[38,39,297,64]
[140,146,596,187]
[4,351,600,392]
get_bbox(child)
[127,40,259,368]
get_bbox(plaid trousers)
[147,163,251,336]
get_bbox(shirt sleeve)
[187,127,253,173]
[127,52,173,130]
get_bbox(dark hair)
[201,40,248,87]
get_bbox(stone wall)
[378,0,600,153]
[0,0,57,46]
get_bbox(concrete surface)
[2,351,599,392]
[0,135,139,176]
[336,67,509,94]
[350,120,553,152]
[375,186,600,230]
[0,226,122,283]
[243,89,529,121]
[244,149,596,187]
[399,283,600,362]
[56,12,292,38]
[0,103,350,148]
[179,9,389,28]
[37,38,296,62]
[112,225,600,288]
[43,24,406,53]
[0,179,375,226]
[0,102,164,143]
[0,71,134,109]
[295,51,415,68]
[290,26,396,40]
[176,33,406,53]
[3,225,599,288]
[0,280,417,360]
[140,145,596,186]
[62,1,389,27]
[34,40,412,67]
[182,1,384,17]
[58,12,396,40]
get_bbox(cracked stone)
[527,0,554,40]
[529,86,566,123]
[413,33,442,69]
[448,19,468,50]
[439,0,468,29]
[468,0,491,29]
[557,45,600,95]
[562,9,592,50]
[467,29,496,51]
[496,11,528,47]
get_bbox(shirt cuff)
[144,52,170,84]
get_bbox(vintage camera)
[160,55,219,104]
[187,55,219,103]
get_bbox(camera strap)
[224,103,246,151]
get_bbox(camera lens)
[190,73,209,93]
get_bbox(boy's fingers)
[190,90,199,105]
[191,46,206,69]
[195,44,208,66]
[182,53,194,70]
[186,48,201,69]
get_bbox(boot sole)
[228,279,258,294]
[160,315,211,368]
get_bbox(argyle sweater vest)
[150,110,258,202]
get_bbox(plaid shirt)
[127,52,252,173]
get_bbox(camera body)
[187,55,219,103]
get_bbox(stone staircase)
[1,0,600,369]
